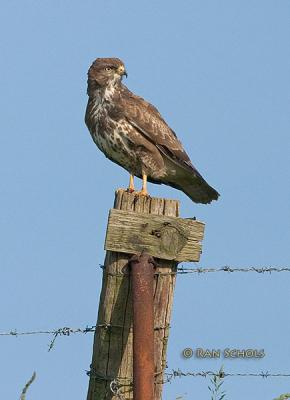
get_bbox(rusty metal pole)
[130,252,155,400]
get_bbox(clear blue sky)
[1,1,289,399]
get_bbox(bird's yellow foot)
[133,174,149,197]
[126,174,135,193]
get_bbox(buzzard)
[85,58,219,204]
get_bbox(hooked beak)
[117,65,128,78]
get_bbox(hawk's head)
[87,58,127,92]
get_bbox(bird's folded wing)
[120,88,202,177]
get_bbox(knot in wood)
[157,223,187,258]
[160,223,187,256]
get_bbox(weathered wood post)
[86,189,204,400]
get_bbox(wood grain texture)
[86,190,186,400]
[105,209,204,262]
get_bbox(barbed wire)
[0,326,96,337]
[0,325,102,351]
[0,323,170,350]
[162,369,290,383]
[86,367,290,394]
[85,366,290,395]
[1,265,289,349]
[87,367,290,385]
[0,325,97,351]
[2,318,290,391]
[0,323,169,337]
[100,264,290,276]
[176,266,290,274]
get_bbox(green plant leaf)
[273,394,290,400]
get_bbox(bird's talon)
[134,190,150,197]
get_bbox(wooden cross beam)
[105,208,205,262]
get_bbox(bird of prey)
[85,58,219,204]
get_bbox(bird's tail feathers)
[168,173,220,204]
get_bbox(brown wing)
[117,85,219,204]
[119,85,203,178]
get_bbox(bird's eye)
[105,67,112,71]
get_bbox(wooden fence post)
[86,189,204,400]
